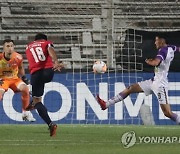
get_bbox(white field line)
[2,124,178,130]
[0,143,120,146]
[58,125,180,130]
[0,139,120,146]
[0,124,179,129]
[0,139,118,143]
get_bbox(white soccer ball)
[93,61,107,73]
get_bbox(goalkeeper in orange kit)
[0,39,35,122]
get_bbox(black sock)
[34,102,52,126]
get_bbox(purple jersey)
[153,45,179,86]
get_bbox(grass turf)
[0,124,179,154]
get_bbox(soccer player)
[0,39,35,122]
[25,33,63,136]
[97,35,180,124]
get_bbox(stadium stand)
[0,0,180,69]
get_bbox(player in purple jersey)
[97,35,180,124]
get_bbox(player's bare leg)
[97,83,143,110]
[18,84,30,111]
[26,97,39,111]
[18,84,36,122]
[26,97,57,136]
[160,104,180,124]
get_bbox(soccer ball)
[93,61,107,73]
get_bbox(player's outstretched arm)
[48,47,64,71]
[176,47,180,52]
[145,58,161,66]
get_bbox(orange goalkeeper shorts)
[0,78,24,92]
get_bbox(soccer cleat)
[22,111,36,122]
[96,95,107,110]
[49,123,57,137]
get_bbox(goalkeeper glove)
[0,79,4,86]
[21,75,30,85]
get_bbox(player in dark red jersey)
[25,33,63,137]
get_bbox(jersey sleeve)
[156,47,168,61]
[174,46,180,52]
[47,40,54,48]
[168,45,180,52]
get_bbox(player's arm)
[18,62,29,84]
[48,47,64,71]
[145,58,161,66]
[171,45,180,53]
[18,61,25,77]
[146,47,167,66]
[175,46,180,52]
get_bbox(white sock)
[106,93,124,108]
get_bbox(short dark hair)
[156,34,169,44]
[3,39,14,45]
[34,33,47,41]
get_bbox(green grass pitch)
[0,124,179,154]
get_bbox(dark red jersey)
[25,40,54,74]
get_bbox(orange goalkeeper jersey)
[0,51,23,79]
